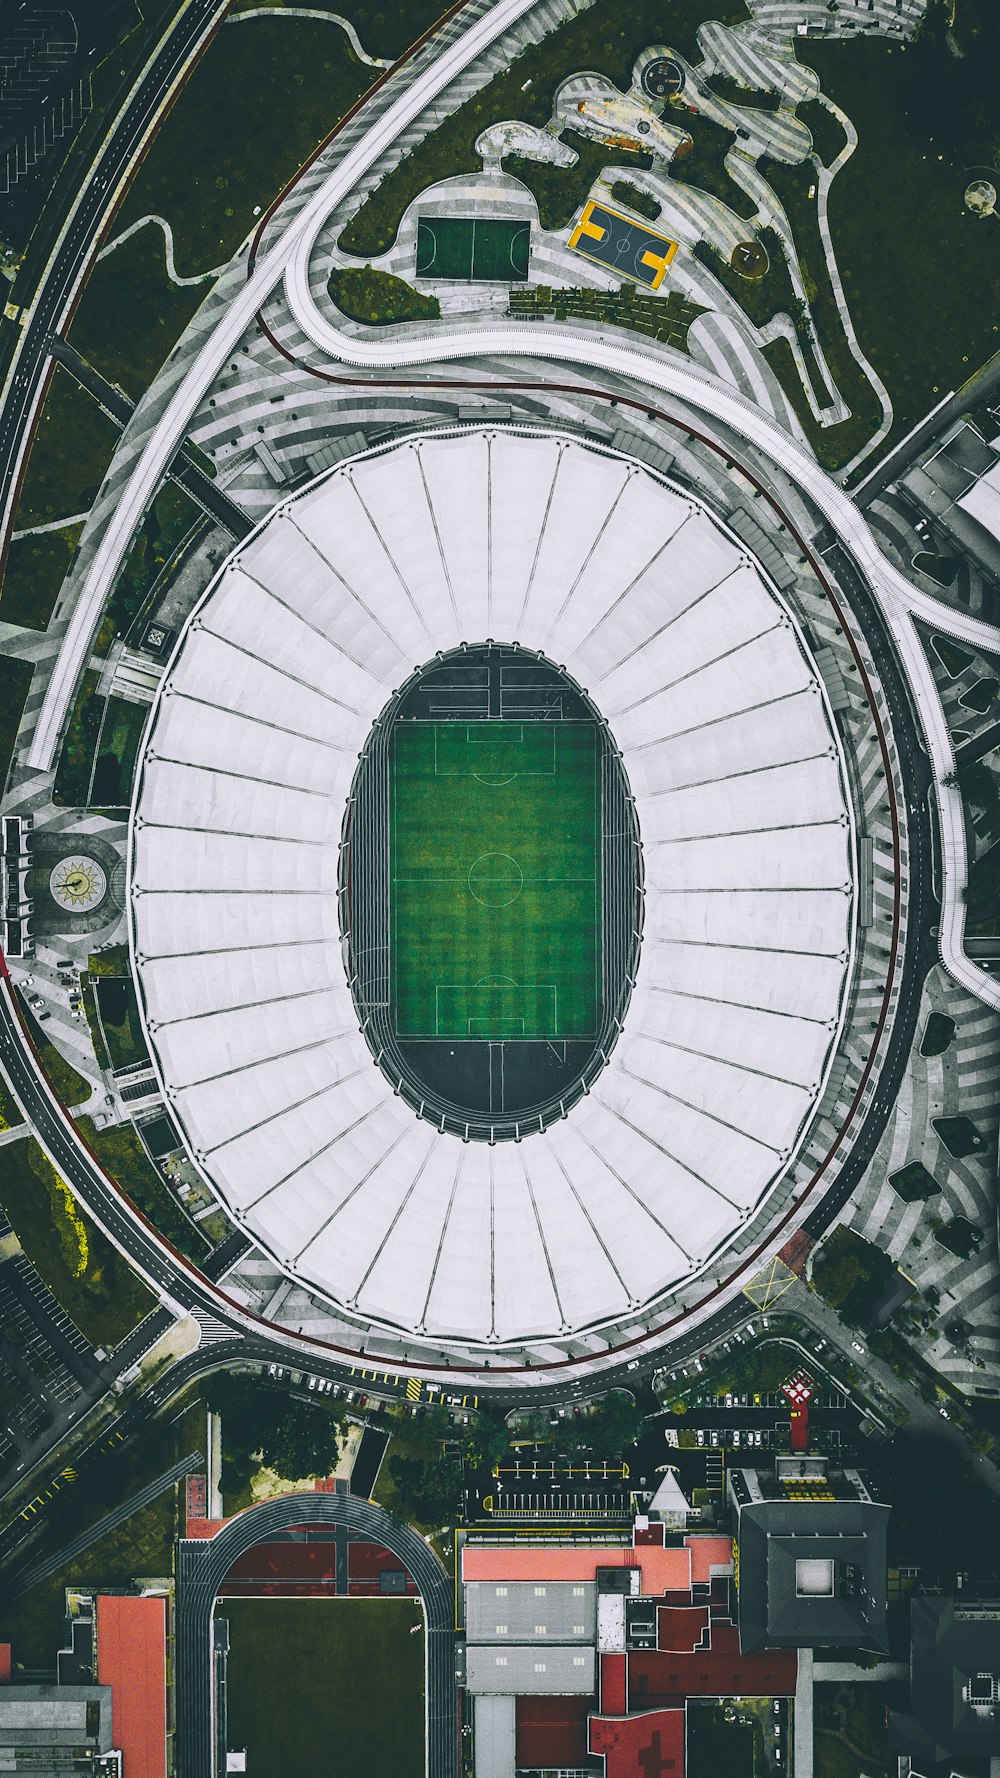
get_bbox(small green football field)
[389,721,600,1040]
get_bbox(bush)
[888,1161,938,1203]
[328,264,439,325]
[811,1226,894,1328]
[933,1116,985,1159]
[920,1013,956,1058]
[608,178,661,221]
[933,1217,982,1260]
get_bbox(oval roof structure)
[130,428,855,1349]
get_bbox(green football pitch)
[390,721,600,1041]
[415,215,530,282]
[221,1597,424,1778]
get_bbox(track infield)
[221,1596,425,1778]
[390,721,599,1041]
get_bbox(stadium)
[128,425,865,1362]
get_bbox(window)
[573,1585,585,1597]
[534,1585,546,1596]
[574,1656,587,1666]
[573,1625,585,1635]
[534,1625,546,1635]
[495,1656,507,1667]
[534,1662,547,1673]
[495,1586,507,1597]
[495,1625,508,1635]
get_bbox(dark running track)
[175,1491,456,1778]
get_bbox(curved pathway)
[96,212,228,287]
[226,4,393,67]
[175,1489,455,1778]
[811,94,894,480]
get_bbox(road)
[0,0,227,574]
[4,1446,202,1599]
[175,1489,457,1778]
[853,342,1000,511]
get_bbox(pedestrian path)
[225,5,393,69]
[97,213,227,288]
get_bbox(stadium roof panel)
[130,428,855,1351]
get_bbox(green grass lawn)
[229,0,453,58]
[815,1683,891,1778]
[0,656,34,793]
[0,526,82,632]
[0,1136,154,1347]
[11,369,119,531]
[0,1070,24,1131]
[80,1116,211,1263]
[390,721,599,1040]
[69,226,205,403]
[797,34,1000,452]
[687,1704,755,1778]
[113,20,374,277]
[18,1005,89,1108]
[222,1597,425,1778]
[93,978,148,1070]
[52,668,102,808]
[89,696,149,809]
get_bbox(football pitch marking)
[467,851,523,907]
[433,723,556,788]
[434,978,559,1037]
[390,719,599,1041]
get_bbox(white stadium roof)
[130,428,855,1349]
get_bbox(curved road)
[175,1489,456,1778]
[0,0,227,568]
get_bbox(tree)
[262,1397,346,1481]
[387,1400,452,1459]
[386,1452,463,1526]
[464,1409,510,1471]
[565,1392,641,1455]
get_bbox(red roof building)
[463,1525,797,1778]
[96,1595,167,1778]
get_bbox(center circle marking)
[468,851,523,907]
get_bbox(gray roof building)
[889,1596,1000,1771]
[466,1645,595,1696]
[472,1696,517,1778]
[466,1581,597,1645]
[731,1459,889,1654]
[0,1684,115,1773]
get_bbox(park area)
[221,1596,425,1778]
[390,720,599,1040]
